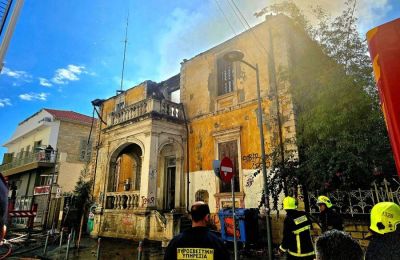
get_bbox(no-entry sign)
[220,157,234,183]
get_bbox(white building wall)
[4,109,60,153]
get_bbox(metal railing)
[11,196,33,226]
[105,191,140,210]
[307,180,400,216]
[107,98,184,126]
[0,150,57,172]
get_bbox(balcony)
[0,150,57,176]
[105,191,140,210]
[107,98,184,127]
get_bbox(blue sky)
[0,0,399,157]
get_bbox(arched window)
[108,143,142,192]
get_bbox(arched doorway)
[108,143,142,192]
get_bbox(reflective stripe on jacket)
[280,210,315,258]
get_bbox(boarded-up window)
[79,139,93,161]
[218,58,234,95]
[218,140,239,193]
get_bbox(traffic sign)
[220,157,234,183]
[213,160,221,179]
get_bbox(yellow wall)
[188,102,273,172]
[101,98,115,127]
[117,154,134,192]
[182,16,298,172]
[101,84,147,129]
[125,85,146,105]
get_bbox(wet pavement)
[8,236,268,259]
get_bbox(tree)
[258,0,396,191]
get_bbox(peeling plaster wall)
[189,170,218,211]
[180,15,312,211]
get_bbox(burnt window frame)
[218,140,240,193]
[217,56,235,96]
[213,127,242,194]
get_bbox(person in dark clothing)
[315,230,363,260]
[164,201,230,260]
[317,195,343,232]
[366,202,400,260]
[45,145,54,161]
[0,173,8,242]
[279,196,315,260]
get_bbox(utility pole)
[0,0,24,72]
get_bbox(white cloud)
[1,66,32,82]
[39,77,52,87]
[19,92,48,101]
[0,98,11,107]
[357,0,392,32]
[154,0,392,81]
[267,0,391,33]
[51,64,87,84]
[155,2,268,80]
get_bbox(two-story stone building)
[90,14,324,242]
[1,108,94,227]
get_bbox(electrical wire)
[213,0,237,36]
[225,0,247,32]
[228,0,270,58]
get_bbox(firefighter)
[317,195,343,232]
[315,229,363,260]
[279,196,315,259]
[164,201,230,260]
[366,202,400,260]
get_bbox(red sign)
[367,18,400,176]
[34,185,50,195]
[220,157,234,183]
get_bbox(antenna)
[119,13,129,92]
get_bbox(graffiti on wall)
[242,153,261,169]
[141,196,155,207]
[242,153,262,187]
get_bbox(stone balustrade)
[108,98,184,127]
[105,191,140,210]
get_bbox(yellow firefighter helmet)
[370,202,400,235]
[283,196,297,210]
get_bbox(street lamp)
[223,50,273,260]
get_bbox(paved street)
[7,235,268,259]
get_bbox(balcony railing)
[107,98,184,127]
[0,150,57,172]
[105,191,140,210]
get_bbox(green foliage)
[73,174,93,213]
[263,0,395,191]
[74,165,93,212]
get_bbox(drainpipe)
[181,104,190,213]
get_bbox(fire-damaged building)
[90,14,323,243]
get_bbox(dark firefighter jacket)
[319,207,343,232]
[366,231,400,260]
[280,210,315,258]
[164,226,230,260]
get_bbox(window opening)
[218,140,239,193]
[218,58,234,95]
